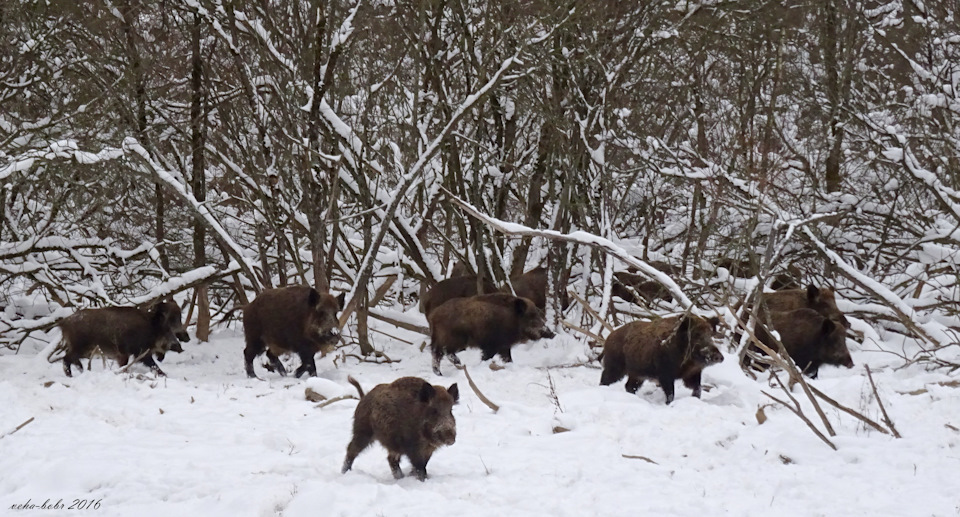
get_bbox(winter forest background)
[2,0,957,364]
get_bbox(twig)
[313,394,358,409]
[567,290,615,333]
[865,365,902,438]
[456,364,499,413]
[369,326,414,345]
[762,389,837,451]
[806,383,889,435]
[0,417,35,439]
[621,454,659,465]
[560,320,604,345]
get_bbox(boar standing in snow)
[600,314,723,404]
[746,308,854,378]
[428,293,555,375]
[242,285,344,378]
[59,299,190,377]
[342,376,459,481]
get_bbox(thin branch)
[456,364,499,413]
[865,365,902,438]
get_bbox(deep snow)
[1,312,959,517]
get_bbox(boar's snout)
[539,327,556,339]
[430,421,457,447]
[840,354,854,369]
[169,340,184,353]
[175,330,190,342]
[697,344,724,366]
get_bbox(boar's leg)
[408,451,430,482]
[624,376,642,394]
[387,453,404,479]
[342,426,374,474]
[497,347,513,363]
[803,362,820,379]
[243,339,265,378]
[294,351,318,378]
[683,371,702,398]
[63,353,83,377]
[140,355,167,377]
[659,376,676,404]
[265,351,287,377]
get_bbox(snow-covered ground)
[2,314,959,517]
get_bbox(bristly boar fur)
[748,308,854,378]
[600,314,723,404]
[420,275,497,317]
[342,376,459,481]
[242,285,344,378]
[59,300,189,377]
[758,284,850,329]
[428,293,555,375]
[508,266,570,312]
[611,271,673,304]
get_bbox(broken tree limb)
[456,364,499,413]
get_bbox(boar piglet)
[748,308,854,378]
[428,293,554,375]
[59,300,189,377]
[600,314,723,404]
[242,285,345,378]
[342,376,459,481]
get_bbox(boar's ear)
[151,302,171,327]
[677,315,691,334]
[418,382,436,403]
[513,298,528,316]
[336,292,346,310]
[708,316,720,332]
[307,289,321,307]
[448,383,459,403]
[820,318,836,335]
[806,284,820,304]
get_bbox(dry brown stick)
[805,383,889,435]
[456,364,499,413]
[865,365,902,438]
[560,320,604,344]
[367,309,430,335]
[621,454,659,465]
[762,389,837,451]
[567,289,615,333]
[314,394,358,409]
[369,326,414,345]
[0,417,35,439]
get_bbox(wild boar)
[611,271,673,304]
[600,314,723,404]
[758,284,850,329]
[420,275,497,318]
[342,376,459,481]
[242,285,344,378]
[59,299,189,377]
[748,308,854,378]
[508,266,570,312]
[428,293,554,375]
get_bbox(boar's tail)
[347,375,365,399]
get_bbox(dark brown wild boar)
[59,300,189,377]
[758,284,850,329]
[748,308,854,378]
[420,275,497,317]
[600,314,723,404]
[508,266,570,312]
[242,285,344,378]
[611,271,673,304]
[428,293,554,375]
[342,376,459,481]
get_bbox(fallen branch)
[621,454,659,465]
[0,417,35,439]
[865,365,902,438]
[560,320,604,345]
[314,394,358,409]
[456,364,499,413]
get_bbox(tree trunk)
[190,10,210,341]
